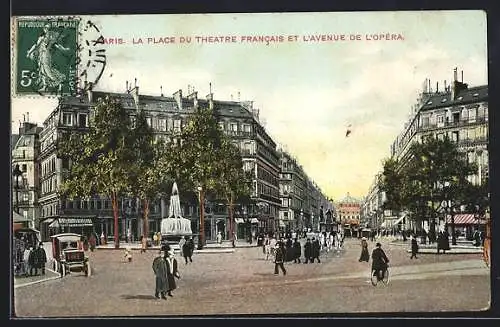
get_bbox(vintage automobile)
[51,233,91,277]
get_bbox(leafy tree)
[381,136,478,235]
[129,110,172,244]
[58,96,134,248]
[213,137,253,246]
[164,106,227,249]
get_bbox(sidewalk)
[95,240,258,253]
[14,269,60,289]
[389,240,484,254]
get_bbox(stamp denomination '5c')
[15,18,79,96]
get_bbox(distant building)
[337,192,361,236]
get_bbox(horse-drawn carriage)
[51,233,91,277]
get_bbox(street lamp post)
[197,186,205,250]
[13,164,23,214]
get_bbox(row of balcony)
[419,116,487,131]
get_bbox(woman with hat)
[359,237,369,262]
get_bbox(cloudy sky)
[11,11,487,201]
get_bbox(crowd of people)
[259,231,345,275]
[14,238,47,278]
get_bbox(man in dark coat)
[182,237,194,264]
[371,242,389,280]
[165,250,181,297]
[35,242,47,275]
[293,238,302,263]
[311,238,321,263]
[274,244,286,275]
[303,238,313,263]
[410,234,419,259]
[152,250,169,299]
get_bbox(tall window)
[62,113,73,126]
[78,114,88,127]
[230,123,238,131]
[159,118,167,132]
[173,119,181,133]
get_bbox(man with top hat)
[152,247,169,300]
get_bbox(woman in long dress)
[359,237,370,262]
[165,250,181,297]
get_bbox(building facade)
[11,120,43,229]
[365,69,488,232]
[35,84,286,242]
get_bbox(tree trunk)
[143,198,150,242]
[111,191,120,249]
[229,192,234,247]
[198,188,205,250]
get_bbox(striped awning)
[49,217,94,228]
[446,214,486,225]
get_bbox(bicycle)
[370,265,390,286]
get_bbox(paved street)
[13,238,490,317]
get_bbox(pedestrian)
[263,234,269,256]
[152,249,169,300]
[89,233,96,252]
[28,245,37,276]
[311,237,321,263]
[165,250,181,297]
[178,236,186,254]
[303,238,313,263]
[293,238,301,263]
[182,236,190,264]
[410,234,419,259]
[124,246,133,262]
[232,232,237,248]
[359,237,369,262]
[140,235,147,253]
[216,231,222,246]
[35,242,47,275]
[273,243,287,275]
[184,236,194,264]
[23,246,32,277]
[153,233,159,247]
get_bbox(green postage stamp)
[14,18,79,96]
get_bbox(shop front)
[46,216,96,240]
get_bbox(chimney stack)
[131,78,139,108]
[453,67,458,81]
[206,92,214,110]
[461,70,464,82]
[160,85,164,97]
[187,89,198,109]
[173,89,183,110]
[436,81,439,93]
[444,80,447,92]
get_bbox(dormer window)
[457,96,463,101]
[441,98,447,103]
[473,93,479,97]
[427,101,433,105]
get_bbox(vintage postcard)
[11,11,490,317]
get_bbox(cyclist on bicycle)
[371,242,389,280]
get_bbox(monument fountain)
[160,182,193,244]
